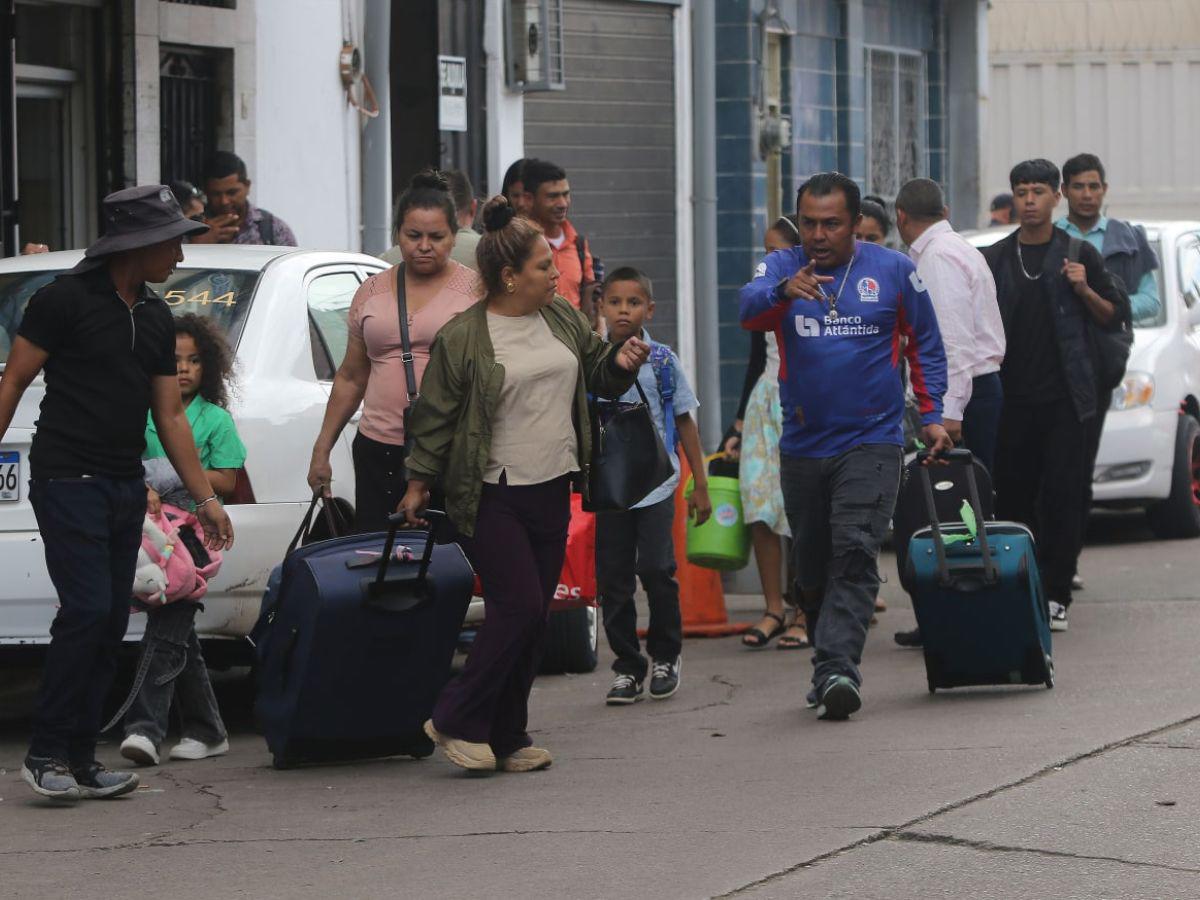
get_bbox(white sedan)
[966,221,1200,537]
[0,245,381,654]
[0,245,599,673]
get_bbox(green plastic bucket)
[685,468,751,571]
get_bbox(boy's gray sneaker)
[816,675,862,721]
[71,762,139,799]
[22,755,80,802]
[606,674,644,705]
[649,657,681,700]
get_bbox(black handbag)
[394,263,419,452]
[585,380,675,512]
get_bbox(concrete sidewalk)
[2,512,1198,899]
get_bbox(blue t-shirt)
[607,331,699,509]
[739,240,947,458]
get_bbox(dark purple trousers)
[432,474,571,757]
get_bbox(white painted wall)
[253,0,364,250]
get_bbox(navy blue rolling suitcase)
[255,501,472,768]
[903,450,1054,693]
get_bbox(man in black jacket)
[981,159,1129,633]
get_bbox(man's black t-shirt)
[18,263,177,479]
[999,240,1067,404]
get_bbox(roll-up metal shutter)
[524,0,678,347]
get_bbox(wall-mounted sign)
[438,55,467,132]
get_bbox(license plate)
[0,450,20,502]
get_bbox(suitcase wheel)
[1044,656,1055,690]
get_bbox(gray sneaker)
[22,755,80,802]
[71,762,139,799]
[816,675,862,721]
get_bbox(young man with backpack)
[981,159,1129,633]
[595,267,711,705]
[1057,152,1153,591]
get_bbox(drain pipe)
[360,0,392,255]
[692,1,721,448]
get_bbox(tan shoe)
[499,747,553,773]
[423,719,496,771]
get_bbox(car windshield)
[0,267,261,364]
[1136,239,1168,329]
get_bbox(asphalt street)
[2,510,1199,899]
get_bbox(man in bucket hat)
[0,185,236,802]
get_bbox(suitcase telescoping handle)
[379,509,445,587]
[915,449,998,587]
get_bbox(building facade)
[709,0,988,427]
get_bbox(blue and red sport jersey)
[739,240,947,458]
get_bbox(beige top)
[484,311,579,485]
[348,260,481,446]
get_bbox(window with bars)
[866,48,925,200]
[159,46,220,187]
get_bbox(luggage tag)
[344,544,416,571]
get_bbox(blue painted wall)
[713,0,953,428]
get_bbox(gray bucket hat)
[83,184,210,259]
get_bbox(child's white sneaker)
[120,733,160,767]
[169,738,229,761]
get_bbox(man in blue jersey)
[740,172,950,720]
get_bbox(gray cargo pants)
[780,443,902,689]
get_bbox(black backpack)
[1068,236,1132,392]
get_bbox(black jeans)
[352,431,407,533]
[433,474,571,757]
[993,398,1090,604]
[780,444,902,689]
[962,372,1004,474]
[28,476,145,764]
[124,602,226,747]
[1077,389,1113,562]
[596,496,682,679]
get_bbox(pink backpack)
[133,504,223,607]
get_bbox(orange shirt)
[547,218,594,308]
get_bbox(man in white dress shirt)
[893,179,1006,650]
[896,178,1006,470]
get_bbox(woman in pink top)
[307,170,481,531]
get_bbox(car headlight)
[1111,372,1154,411]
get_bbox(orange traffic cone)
[674,457,749,638]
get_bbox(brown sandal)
[742,611,786,649]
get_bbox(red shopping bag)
[470,493,596,608]
[554,492,596,609]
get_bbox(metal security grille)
[159,46,218,186]
[524,0,678,346]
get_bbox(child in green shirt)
[120,314,246,767]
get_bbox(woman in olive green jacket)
[401,197,647,773]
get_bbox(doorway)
[15,84,70,251]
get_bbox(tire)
[1146,415,1200,539]
[540,606,599,674]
